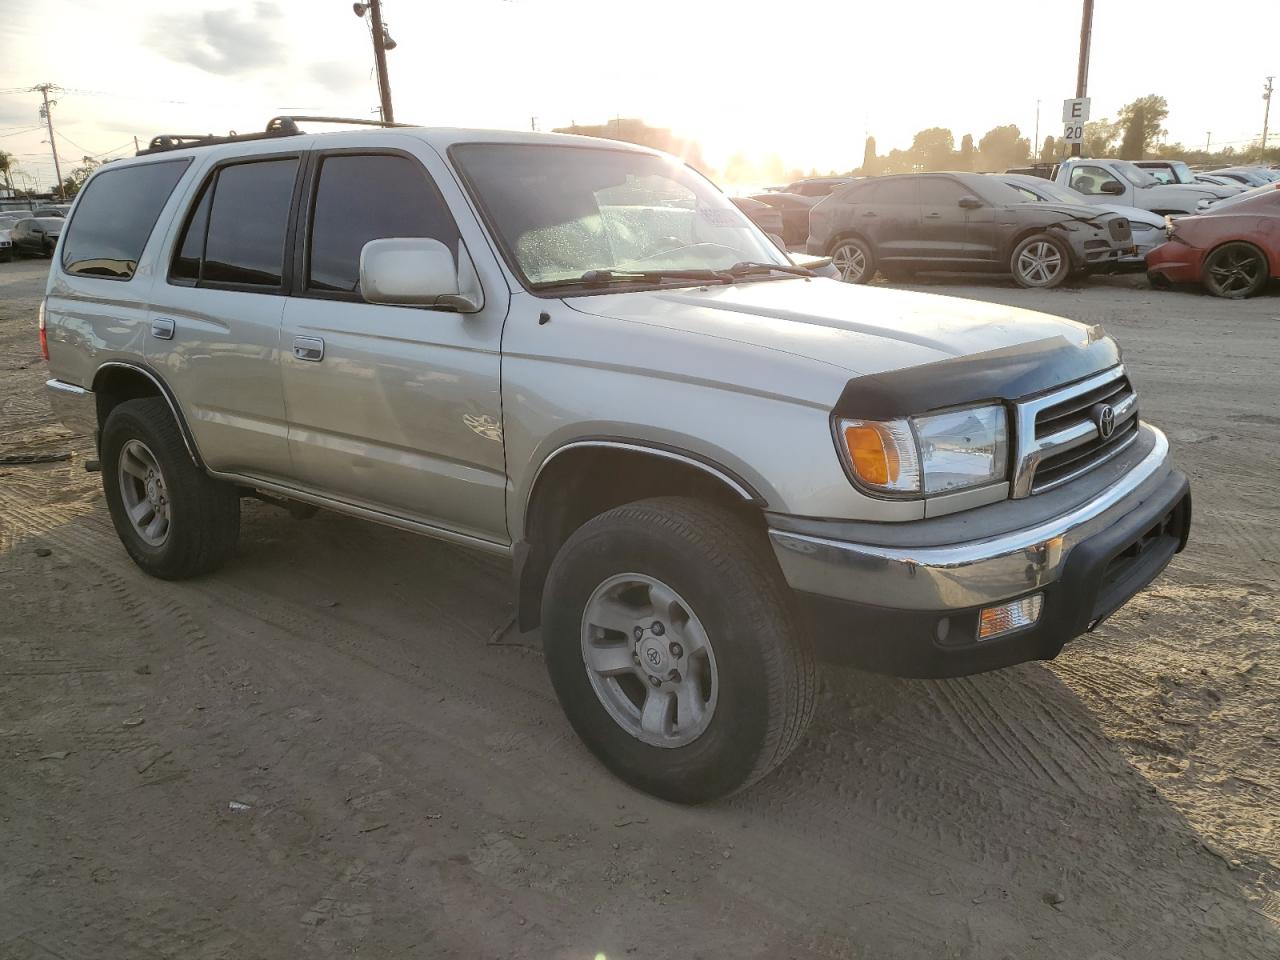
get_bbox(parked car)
[775,176,855,198]
[10,217,63,257]
[1054,158,1219,215]
[729,196,785,244]
[0,226,12,262]
[41,121,1189,802]
[748,192,816,245]
[1133,160,1241,198]
[807,171,1133,287]
[1206,167,1275,187]
[1146,184,1280,298]
[32,207,66,218]
[997,173,1166,265]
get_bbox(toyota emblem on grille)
[1094,403,1116,439]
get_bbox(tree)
[958,134,974,171]
[0,150,14,197]
[1040,136,1057,163]
[909,127,955,171]
[1117,95,1168,160]
[60,157,100,198]
[977,124,1030,171]
[1082,119,1119,157]
[861,135,878,175]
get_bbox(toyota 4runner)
[41,118,1191,802]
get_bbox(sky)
[1,0,1275,192]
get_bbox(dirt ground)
[1,257,1277,959]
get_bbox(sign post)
[1061,97,1090,148]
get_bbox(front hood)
[566,277,1111,380]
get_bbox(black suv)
[807,172,1133,288]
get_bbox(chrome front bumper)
[769,425,1176,612]
[46,379,97,438]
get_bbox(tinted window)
[170,181,213,283]
[917,179,969,205]
[61,158,189,279]
[203,158,299,287]
[876,179,917,203]
[308,154,460,293]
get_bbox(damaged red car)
[1146,184,1280,298]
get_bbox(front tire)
[830,237,875,284]
[1203,241,1268,299]
[542,497,817,803]
[101,398,240,579]
[1011,234,1071,288]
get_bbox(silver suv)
[42,118,1191,803]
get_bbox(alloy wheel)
[1206,245,1264,298]
[580,572,718,748]
[1015,241,1064,285]
[832,242,868,282]
[117,438,171,546]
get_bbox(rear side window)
[61,158,190,280]
[874,179,917,204]
[170,157,299,288]
[307,153,460,293]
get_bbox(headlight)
[837,404,1009,497]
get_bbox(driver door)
[279,147,511,545]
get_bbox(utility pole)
[353,1,395,124]
[1262,76,1274,157]
[32,83,63,199]
[1205,131,1211,152]
[530,116,538,132]
[1072,0,1094,158]
[1034,99,1041,154]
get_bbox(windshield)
[1013,177,1087,205]
[1169,161,1196,185]
[1115,161,1159,187]
[451,143,786,287]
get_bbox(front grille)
[1010,366,1140,497]
[1107,218,1132,242]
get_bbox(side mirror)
[958,196,983,209]
[1099,181,1124,195]
[358,237,480,312]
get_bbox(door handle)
[293,336,325,362]
[151,317,175,340]
[924,212,942,219]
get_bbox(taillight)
[38,298,48,361]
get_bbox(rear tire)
[101,398,240,579]
[1202,241,1268,299]
[542,497,817,803]
[1011,234,1071,288]
[830,237,875,284]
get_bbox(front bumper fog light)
[978,594,1044,641]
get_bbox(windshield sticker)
[697,207,743,228]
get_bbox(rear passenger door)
[147,151,304,481]
[862,178,920,262]
[278,147,509,545]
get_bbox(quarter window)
[61,158,189,280]
[307,154,460,293]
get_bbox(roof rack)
[136,115,415,156]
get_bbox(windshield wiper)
[724,260,829,278]
[530,267,730,290]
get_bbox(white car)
[0,227,12,262]
[1134,160,1242,200]
[997,174,1167,265]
